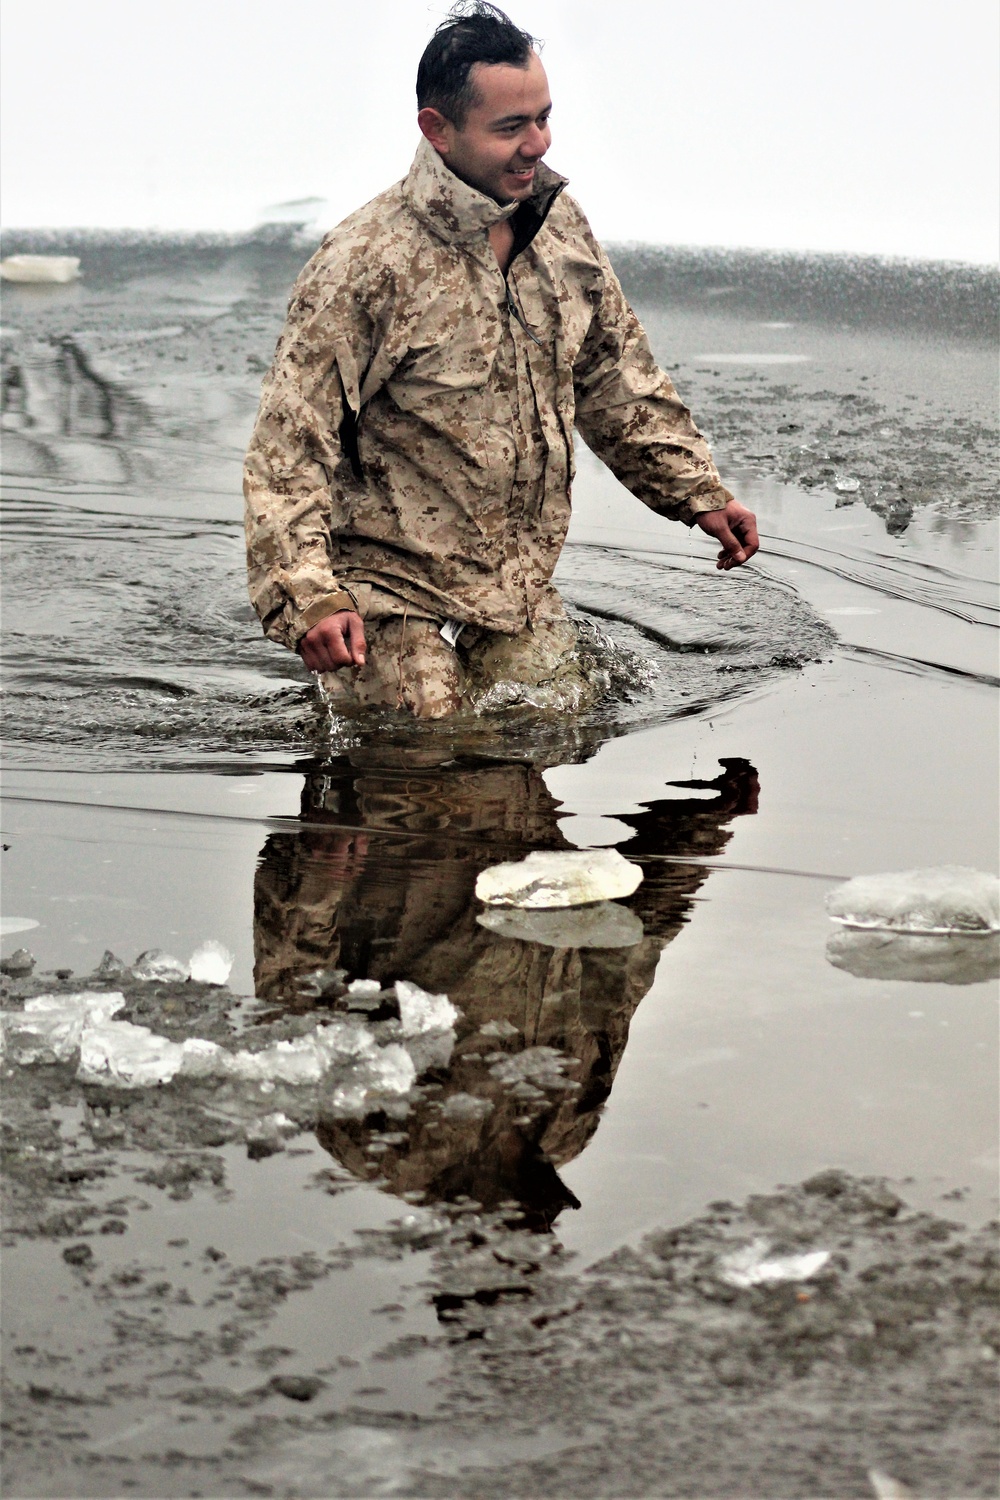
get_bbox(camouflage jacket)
[244,137,734,649]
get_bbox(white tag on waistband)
[439,618,465,649]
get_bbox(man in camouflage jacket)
[244,4,759,717]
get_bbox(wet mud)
[1,233,998,1497]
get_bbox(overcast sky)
[2,0,997,262]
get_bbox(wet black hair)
[416,2,540,128]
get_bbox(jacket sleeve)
[572,247,733,524]
[243,255,374,651]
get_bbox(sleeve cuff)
[291,590,359,645]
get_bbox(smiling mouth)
[507,165,535,177]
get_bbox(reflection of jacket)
[243,138,733,650]
[254,757,757,1225]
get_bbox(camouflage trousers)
[318,613,595,719]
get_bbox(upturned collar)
[402,135,567,244]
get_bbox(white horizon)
[2,0,997,267]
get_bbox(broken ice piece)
[93,950,126,979]
[0,948,35,977]
[475,849,642,909]
[1,991,126,1064]
[0,255,81,284]
[719,1238,830,1289]
[132,949,189,981]
[826,866,1000,935]
[78,1019,187,1087]
[188,940,234,985]
[834,474,861,493]
[477,900,643,949]
[395,979,458,1036]
[347,978,382,998]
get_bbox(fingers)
[298,611,366,673]
[696,503,760,570]
[345,613,367,667]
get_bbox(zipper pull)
[505,283,544,348]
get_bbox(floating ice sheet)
[1,917,40,937]
[719,1238,830,1289]
[0,255,81,284]
[476,900,644,949]
[826,866,999,935]
[475,849,642,909]
[827,927,1000,985]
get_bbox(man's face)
[424,51,552,204]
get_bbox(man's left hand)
[695,501,760,570]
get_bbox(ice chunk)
[826,866,999,935]
[719,1238,830,1289]
[0,255,81,284]
[368,1043,417,1094]
[79,1019,187,1087]
[132,948,189,981]
[395,979,458,1035]
[477,900,643,949]
[93,950,126,979]
[1,991,126,1064]
[834,474,861,493]
[347,978,382,998]
[476,848,642,909]
[827,927,999,985]
[188,940,234,985]
[0,948,35,977]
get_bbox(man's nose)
[521,123,548,159]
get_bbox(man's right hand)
[298,610,367,673]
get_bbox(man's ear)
[417,106,453,155]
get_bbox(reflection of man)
[244,2,759,718]
[254,755,759,1227]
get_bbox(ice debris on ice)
[1,992,125,1065]
[827,927,1000,985]
[475,848,642,909]
[395,979,458,1035]
[188,940,234,985]
[132,948,189,982]
[826,866,999,935]
[0,254,81,284]
[718,1238,831,1289]
[834,474,861,494]
[477,900,643,949]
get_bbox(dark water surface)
[1,239,997,1495]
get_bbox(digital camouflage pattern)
[244,136,734,654]
[317,613,595,719]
